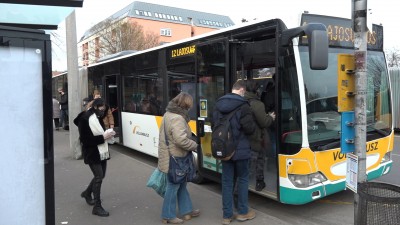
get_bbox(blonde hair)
[171,92,193,110]
[93,89,101,99]
[93,89,101,96]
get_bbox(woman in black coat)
[74,98,115,217]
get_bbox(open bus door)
[232,35,279,199]
[104,75,120,142]
[195,35,279,198]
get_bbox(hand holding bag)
[164,120,196,184]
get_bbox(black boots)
[81,191,95,205]
[92,203,109,217]
[82,190,109,217]
[255,180,266,191]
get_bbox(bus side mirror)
[281,23,329,70]
[309,29,328,70]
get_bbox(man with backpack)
[212,80,256,225]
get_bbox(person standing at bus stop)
[58,87,68,129]
[75,98,115,217]
[158,92,200,224]
[213,80,256,225]
[244,80,275,191]
[52,96,61,130]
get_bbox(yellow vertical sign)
[338,54,355,112]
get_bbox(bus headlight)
[288,172,327,188]
[381,152,391,163]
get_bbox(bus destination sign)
[299,14,383,51]
[170,45,196,58]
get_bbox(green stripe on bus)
[280,162,392,204]
[203,161,216,168]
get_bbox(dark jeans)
[254,146,266,181]
[221,159,249,219]
[53,118,60,128]
[60,109,69,128]
[85,161,107,205]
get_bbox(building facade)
[78,1,234,66]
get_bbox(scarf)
[88,114,110,160]
[166,101,190,122]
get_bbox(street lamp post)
[352,0,368,224]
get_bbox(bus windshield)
[299,46,392,150]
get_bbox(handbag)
[164,120,196,184]
[146,168,167,197]
[168,152,196,184]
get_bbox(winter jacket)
[59,93,68,110]
[52,98,61,118]
[212,93,256,160]
[245,92,274,152]
[158,102,198,173]
[75,108,108,164]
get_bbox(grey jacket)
[52,98,61,118]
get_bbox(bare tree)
[50,25,67,72]
[88,18,159,59]
[386,48,400,67]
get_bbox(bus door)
[196,39,229,180]
[104,75,120,141]
[232,34,278,198]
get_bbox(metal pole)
[352,0,368,224]
[66,10,81,159]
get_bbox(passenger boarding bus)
[85,13,393,204]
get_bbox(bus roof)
[87,17,283,68]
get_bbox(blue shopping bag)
[146,168,167,197]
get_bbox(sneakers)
[183,209,200,220]
[222,217,234,225]
[255,180,266,191]
[161,218,184,224]
[236,210,256,222]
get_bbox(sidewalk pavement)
[54,130,288,225]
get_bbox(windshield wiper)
[367,124,390,137]
[316,129,389,151]
[315,139,341,151]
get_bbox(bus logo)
[132,126,150,137]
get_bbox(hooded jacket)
[213,93,256,160]
[245,91,274,152]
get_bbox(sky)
[51,0,399,71]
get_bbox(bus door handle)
[197,118,205,137]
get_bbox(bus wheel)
[191,171,204,184]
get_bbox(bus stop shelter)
[0,1,83,225]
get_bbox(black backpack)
[211,107,241,160]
